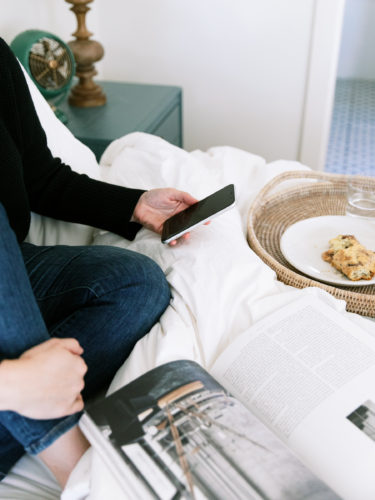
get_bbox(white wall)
[0,1,100,67]
[96,0,316,160]
[1,1,343,168]
[337,0,375,79]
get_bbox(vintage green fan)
[10,30,75,123]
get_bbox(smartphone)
[161,184,236,244]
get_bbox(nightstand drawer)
[152,106,181,146]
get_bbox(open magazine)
[80,296,375,500]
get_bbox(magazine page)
[80,359,337,500]
[211,295,375,500]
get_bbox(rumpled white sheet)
[94,133,309,378]
[63,133,375,499]
[2,66,375,500]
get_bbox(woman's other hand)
[0,338,87,419]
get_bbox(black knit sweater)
[0,37,145,243]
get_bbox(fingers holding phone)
[161,184,236,244]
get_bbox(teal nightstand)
[59,81,183,161]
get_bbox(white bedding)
[2,67,375,500]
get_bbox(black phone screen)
[161,184,235,243]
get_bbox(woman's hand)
[0,338,87,419]
[132,188,198,245]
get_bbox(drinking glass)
[346,179,375,219]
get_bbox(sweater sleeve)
[6,42,145,240]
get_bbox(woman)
[0,37,196,487]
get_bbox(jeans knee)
[90,249,170,340]
[142,257,171,311]
[92,247,170,313]
[130,257,170,331]
[125,252,170,322]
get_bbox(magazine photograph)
[81,359,337,500]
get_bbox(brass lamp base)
[68,80,106,107]
[65,0,106,107]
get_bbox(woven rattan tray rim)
[247,170,375,317]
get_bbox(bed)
[1,68,375,500]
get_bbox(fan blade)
[57,66,68,79]
[30,53,49,65]
[35,67,51,82]
[51,68,56,85]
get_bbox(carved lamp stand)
[65,0,106,107]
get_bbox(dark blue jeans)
[0,203,170,478]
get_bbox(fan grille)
[28,37,73,91]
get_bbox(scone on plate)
[322,234,375,281]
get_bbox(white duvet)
[2,67,375,500]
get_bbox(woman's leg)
[21,241,171,486]
[0,200,170,482]
[21,242,171,400]
[0,208,49,358]
[38,426,90,487]
[0,204,84,481]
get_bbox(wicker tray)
[247,170,375,317]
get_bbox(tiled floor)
[325,78,375,176]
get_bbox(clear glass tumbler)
[346,179,375,218]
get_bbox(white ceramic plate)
[280,216,375,286]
